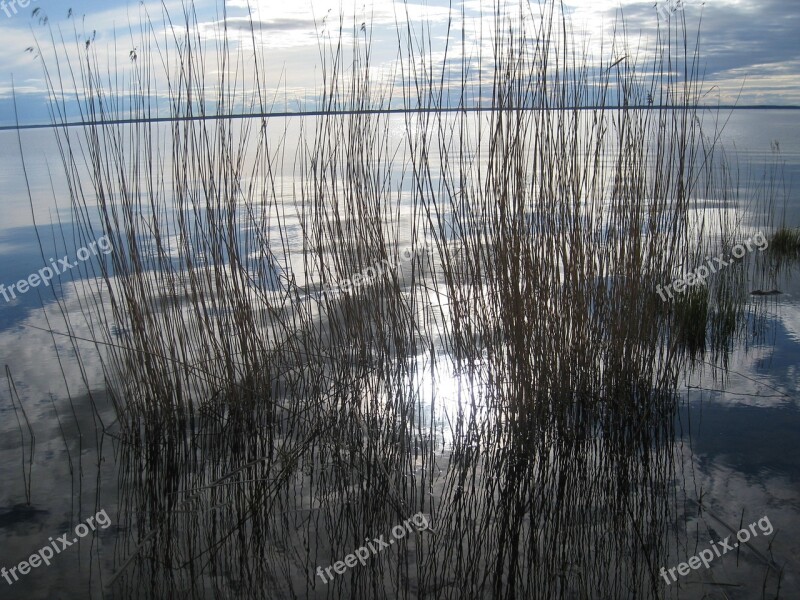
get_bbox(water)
[0,109,798,598]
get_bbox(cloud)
[0,0,799,126]
[222,16,317,32]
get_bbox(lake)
[0,108,798,599]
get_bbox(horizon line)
[1,104,799,132]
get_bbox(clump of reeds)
[20,0,783,597]
[769,227,800,255]
[672,283,709,356]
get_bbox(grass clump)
[17,0,782,597]
[769,227,800,256]
[673,284,709,356]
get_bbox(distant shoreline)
[1,105,799,132]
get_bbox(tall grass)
[20,0,780,597]
[770,227,800,255]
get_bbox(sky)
[0,0,797,127]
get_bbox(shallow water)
[0,110,798,599]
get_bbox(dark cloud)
[605,0,800,103]
[216,16,316,33]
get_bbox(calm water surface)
[0,109,798,599]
